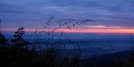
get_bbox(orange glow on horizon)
[63,29,134,34]
[2,28,134,34]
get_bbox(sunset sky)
[0,0,134,34]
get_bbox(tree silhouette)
[0,19,7,47]
[11,26,29,48]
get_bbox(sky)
[0,0,134,34]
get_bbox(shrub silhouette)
[0,33,7,47]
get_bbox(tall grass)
[0,17,92,67]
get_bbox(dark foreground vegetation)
[0,18,134,67]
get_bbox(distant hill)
[81,50,133,67]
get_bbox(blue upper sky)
[0,0,134,33]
